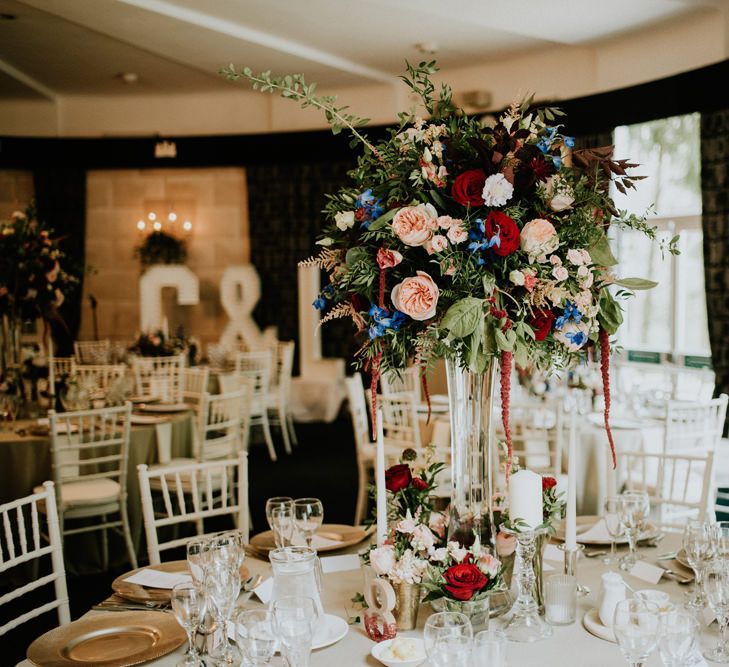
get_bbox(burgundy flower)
[451,169,486,207]
[385,464,412,492]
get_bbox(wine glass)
[658,610,699,667]
[424,611,474,667]
[713,521,729,561]
[603,496,624,566]
[618,491,650,571]
[205,563,241,666]
[171,582,206,667]
[613,598,660,667]
[293,498,323,549]
[187,538,210,584]
[273,596,318,667]
[266,497,293,530]
[234,608,277,666]
[271,505,294,549]
[208,531,243,569]
[682,520,715,609]
[703,562,729,663]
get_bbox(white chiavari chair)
[138,454,249,565]
[0,481,70,636]
[381,367,421,401]
[74,364,127,392]
[50,357,76,379]
[132,354,185,403]
[74,339,110,364]
[181,367,210,415]
[266,340,297,453]
[377,393,422,451]
[663,394,728,455]
[40,403,137,569]
[508,398,566,478]
[617,449,715,531]
[232,350,277,461]
[347,374,373,526]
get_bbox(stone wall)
[81,168,249,347]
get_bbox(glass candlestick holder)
[502,526,553,642]
[558,543,590,596]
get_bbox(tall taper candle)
[375,409,387,546]
[509,469,543,530]
[565,409,578,551]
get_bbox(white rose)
[566,248,584,265]
[520,218,559,258]
[447,541,469,563]
[334,210,355,231]
[509,270,525,286]
[429,547,449,562]
[578,265,594,289]
[396,514,417,534]
[411,524,435,552]
[481,173,514,207]
[580,249,592,265]
[549,254,562,266]
[550,192,575,212]
[552,265,569,282]
[369,545,396,576]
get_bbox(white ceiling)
[0,0,718,100]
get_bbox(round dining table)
[19,530,710,666]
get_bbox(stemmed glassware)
[603,496,624,567]
[613,598,660,667]
[293,498,324,548]
[205,562,242,665]
[171,582,207,667]
[713,521,729,561]
[266,497,293,531]
[186,538,210,584]
[235,609,278,666]
[618,491,650,571]
[703,561,729,663]
[424,612,474,667]
[273,595,318,667]
[271,505,294,549]
[682,520,715,609]
[658,610,699,667]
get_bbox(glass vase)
[430,594,491,630]
[445,357,497,548]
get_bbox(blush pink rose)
[495,532,517,557]
[429,234,448,253]
[437,215,458,230]
[447,224,468,245]
[391,271,439,321]
[369,545,397,576]
[520,218,559,257]
[392,204,438,247]
[377,247,403,269]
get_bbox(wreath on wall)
[135,231,187,267]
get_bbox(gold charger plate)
[27,611,186,667]
[112,560,249,604]
[249,523,372,554]
[552,515,659,546]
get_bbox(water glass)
[618,491,650,571]
[603,496,624,567]
[682,520,715,609]
[266,497,293,530]
[658,610,698,667]
[613,598,660,667]
[273,596,318,667]
[472,629,507,667]
[544,574,577,626]
[703,562,729,663]
[271,505,294,549]
[171,582,206,667]
[423,612,473,667]
[234,609,277,666]
[293,498,324,548]
[713,521,729,561]
[205,563,241,665]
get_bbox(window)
[612,113,710,357]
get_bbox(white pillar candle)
[375,409,387,546]
[565,410,578,551]
[509,469,543,531]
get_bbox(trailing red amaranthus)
[599,327,617,469]
[420,366,432,424]
[370,350,382,440]
[500,350,513,481]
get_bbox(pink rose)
[477,553,501,578]
[392,204,438,247]
[447,224,468,245]
[495,531,516,557]
[391,271,439,321]
[411,524,435,552]
[520,218,559,258]
[429,511,447,538]
[429,234,448,253]
[437,215,458,230]
[396,515,417,534]
[523,273,538,292]
[552,265,568,282]
[369,545,397,576]
[377,247,403,269]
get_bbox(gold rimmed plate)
[249,523,372,555]
[27,611,186,666]
[112,560,249,604]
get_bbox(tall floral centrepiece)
[225,62,675,547]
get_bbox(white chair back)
[381,367,421,402]
[132,354,185,403]
[346,374,371,456]
[378,393,422,451]
[508,398,565,476]
[75,364,127,391]
[50,357,76,378]
[181,367,210,411]
[233,351,273,407]
[663,394,728,454]
[138,454,249,565]
[74,339,111,364]
[196,390,247,461]
[0,481,70,636]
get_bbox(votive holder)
[544,574,577,626]
[472,629,508,667]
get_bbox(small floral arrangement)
[135,230,187,267]
[129,329,188,357]
[422,539,503,603]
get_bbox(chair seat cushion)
[34,479,121,507]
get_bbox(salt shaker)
[598,572,626,627]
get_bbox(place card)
[543,544,563,562]
[321,554,361,574]
[123,568,191,589]
[253,576,274,604]
[628,561,665,585]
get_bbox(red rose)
[452,169,486,207]
[385,464,412,492]
[484,211,520,256]
[411,477,428,491]
[443,561,488,601]
[529,308,556,341]
[542,476,557,491]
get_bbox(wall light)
[183,220,193,232]
[148,212,157,221]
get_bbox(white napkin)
[123,568,191,589]
[573,518,612,543]
[290,533,343,550]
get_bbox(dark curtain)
[573,130,614,151]
[246,161,357,373]
[32,168,86,356]
[700,109,729,406]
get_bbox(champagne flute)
[205,563,241,666]
[293,498,323,549]
[186,538,210,584]
[171,582,206,667]
[658,610,699,667]
[424,612,473,667]
[266,497,293,530]
[603,496,624,567]
[682,521,715,609]
[703,562,729,663]
[618,491,649,571]
[713,521,729,562]
[271,504,294,549]
[613,598,660,667]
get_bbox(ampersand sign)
[363,577,397,642]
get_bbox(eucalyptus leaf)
[589,234,618,267]
[613,277,658,290]
[440,297,484,339]
[367,207,398,231]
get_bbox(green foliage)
[135,231,187,267]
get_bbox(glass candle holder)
[544,574,577,626]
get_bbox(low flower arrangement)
[129,329,189,357]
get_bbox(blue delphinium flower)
[313,296,327,311]
[367,304,408,339]
[467,218,501,266]
[553,156,562,170]
[356,189,383,229]
[554,301,583,330]
[565,330,587,348]
[536,137,551,154]
[563,135,575,148]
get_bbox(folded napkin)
[574,518,612,543]
[290,533,344,550]
[123,568,191,589]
